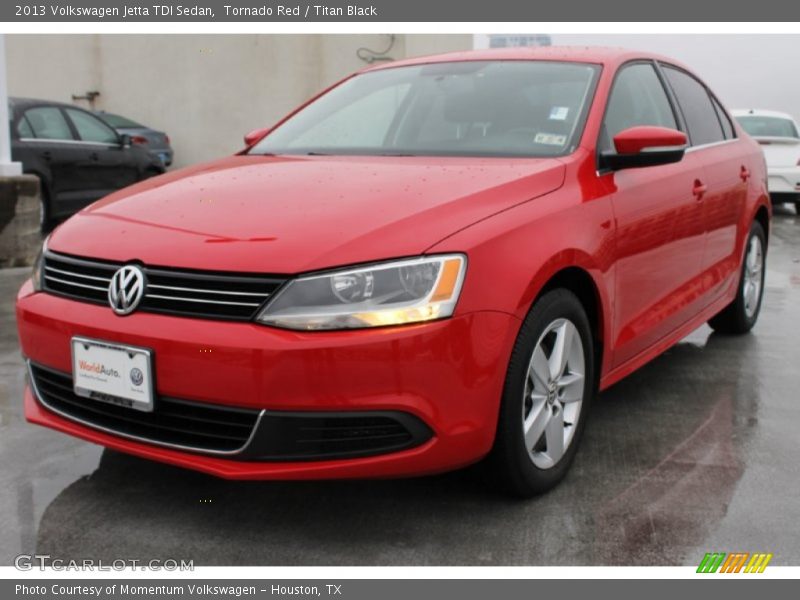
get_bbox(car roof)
[9,96,84,111]
[730,108,797,121]
[363,46,689,72]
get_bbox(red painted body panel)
[612,126,687,155]
[16,47,771,478]
[16,279,519,474]
[49,155,564,274]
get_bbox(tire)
[38,188,53,233]
[795,202,800,216]
[708,221,766,335]
[487,289,595,497]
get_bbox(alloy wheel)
[743,235,764,319]
[522,318,586,469]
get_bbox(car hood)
[49,154,565,274]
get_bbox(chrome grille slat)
[45,265,112,283]
[42,252,285,321]
[146,294,262,307]
[146,283,268,297]
[44,274,109,292]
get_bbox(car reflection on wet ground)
[1,207,799,566]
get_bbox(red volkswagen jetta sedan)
[16,48,770,496]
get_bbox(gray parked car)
[95,111,174,166]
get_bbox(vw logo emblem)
[130,367,144,386]
[108,265,146,315]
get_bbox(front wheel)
[488,289,595,497]
[708,221,766,335]
[38,189,53,233]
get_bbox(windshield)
[250,61,600,158]
[97,112,144,128]
[736,115,799,139]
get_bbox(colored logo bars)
[697,552,773,573]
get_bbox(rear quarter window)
[711,97,735,140]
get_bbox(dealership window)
[23,107,74,141]
[662,66,725,146]
[601,63,677,153]
[65,108,119,144]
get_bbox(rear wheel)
[488,289,595,497]
[708,221,766,334]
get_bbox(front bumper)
[17,279,519,479]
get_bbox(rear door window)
[662,66,725,147]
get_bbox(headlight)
[31,236,48,292]
[257,255,467,330]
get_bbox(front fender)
[426,183,616,355]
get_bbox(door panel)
[610,154,708,367]
[599,61,710,368]
[94,145,140,190]
[20,106,95,216]
[18,140,90,215]
[65,108,139,195]
[695,142,750,302]
[659,65,746,308]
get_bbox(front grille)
[247,412,434,460]
[42,252,285,321]
[30,363,262,454]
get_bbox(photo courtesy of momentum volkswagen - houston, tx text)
[15,46,769,497]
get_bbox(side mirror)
[600,126,687,171]
[244,127,271,147]
[119,133,132,149]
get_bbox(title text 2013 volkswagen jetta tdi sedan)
[16,48,770,496]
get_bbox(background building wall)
[6,34,472,168]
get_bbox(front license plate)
[71,337,154,412]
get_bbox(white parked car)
[733,109,800,211]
